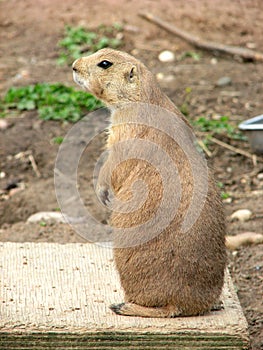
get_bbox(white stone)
[158,50,175,63]
[230,209,252,222]
[27,211,66,224]
[216,76,232,87]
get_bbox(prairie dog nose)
[72,58,81,72]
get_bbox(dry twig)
[197,139,212,157]
[209,136,258,165]
[227,189,263,199]
[139,12,263,62]
[14,150,41,178]
[28,154,41,178]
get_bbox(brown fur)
[73,48,227,318]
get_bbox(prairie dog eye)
[97,60,113,69]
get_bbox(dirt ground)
[0,0,263,348]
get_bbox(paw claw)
[109,303,126,315]
[211,300,224,311]
[99,188,110,205]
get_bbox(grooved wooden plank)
[0,243,249,349]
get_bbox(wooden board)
[0,242,249,349]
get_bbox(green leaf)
[192,115,245,141]
[0,83,103,122]
[17,100,36,110]
[39,221,47,227]
[57,24,123,65]
[221,192,230,200]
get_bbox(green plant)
[53,136,64,145]
[39,221,47,227]
[217,182,231,200]
[57,25,123,65]
[180,51,201,61]
[193,116,246,140]
[221,192,231,200]
[1,83,103,122]
[179,87,192,116]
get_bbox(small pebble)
[156,72,164,81]
[231,209,252,222]
[116,32,124,41]
[220,91,241,97]
[9,187,23,197]
[13,69,30,82]
[213,114,224,120]
[244,102,254,111]
[123,24,140,33]
[0,119,8,130]
[216,76,232,87]
[0,172,6,179]
[223,197,232,204]
[131,48,139,56]
[257,173,263,180]
[210,58,218,65]
[246,42,256,49]
[158,50,175,63]
[196,105,207,114]
[156,72,175,83]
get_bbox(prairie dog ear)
[128,65,138,83]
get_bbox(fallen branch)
[139,11,263,62]
[227,189,263,199]
[209,136,258,165]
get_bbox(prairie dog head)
[72,48,154,107]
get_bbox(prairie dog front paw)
[97,185,111,206]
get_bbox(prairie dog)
[72,48,227,317]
